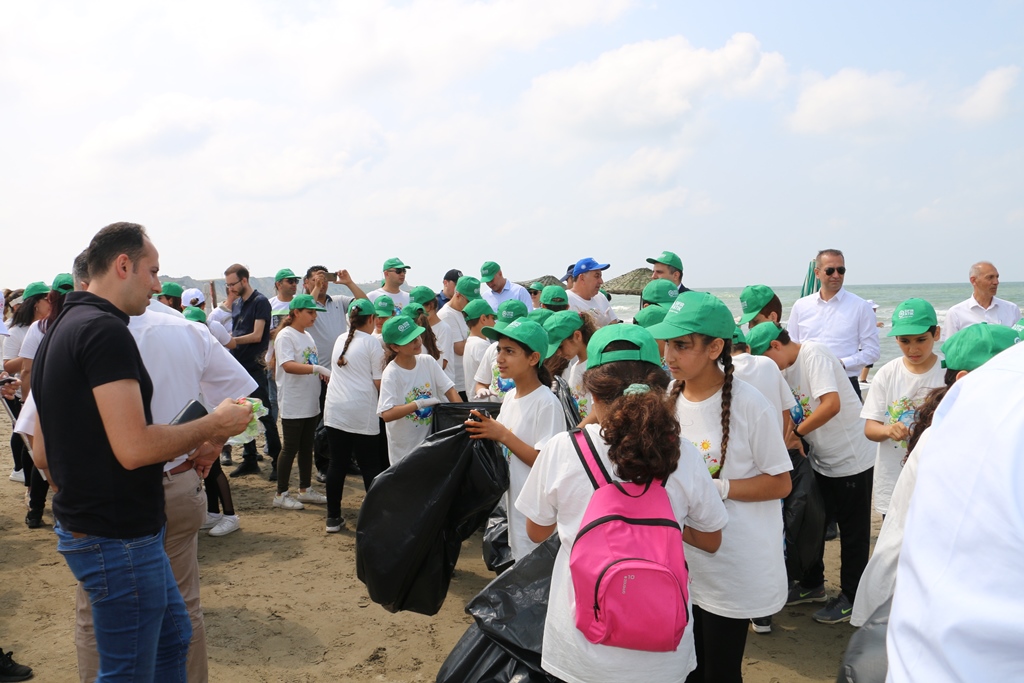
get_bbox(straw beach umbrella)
[604,267,654,295]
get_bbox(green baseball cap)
[51,273,74,294]
[633,303,669,328]
[456,276,482,301]
[403,302,426,319]
[527,308,554,326]
[732,325,747,346]
[738,285,775,324]
[159,281,184,298]
[641,278,679,305]
[646,250,683,273]
[528,281,544,293]
[349,298,375,316]
[746,322,784,356]
[493,299,529,330]
[648,291,735,341]
[482,318,550,363]
[1013,318,1024,338]
[888,298,937,337]
[183,306,208,324]
[544,310,584,357]
[373,295,395,317]
[409,285,436,306]
[289,294,327,312]
[22,282,49,299]
[382,257,410,272]
[275,268,298,282]
[540,285,568,306]
[382,315,425,346]
[463,298,495,321]
[480,261,501,283]
[941,323,1020,371]
[586,324,662,370]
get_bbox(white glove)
[314,366,331,378]
[713,478,730,501]
[414,397,442,410]
[473,387,497,400]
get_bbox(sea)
[609,282,1024,377]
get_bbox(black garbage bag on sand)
[437,535,562,683]
[482,500,513,575]
[836,597,890,683]
[356,423,508,616]
[784,446,827,582]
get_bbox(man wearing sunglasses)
[366,257,411,313]
[787,249,879,401]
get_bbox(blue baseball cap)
[573,257,610,278]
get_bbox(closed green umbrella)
[800,259,820,298]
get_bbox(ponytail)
[337,311,373,367]
[413,311,441,361]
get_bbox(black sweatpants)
[324,427,383,519]
[685,605,749,683]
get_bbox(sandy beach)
[0,419,867,682]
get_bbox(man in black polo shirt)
[31,222,252,681]
[224,263,282,478]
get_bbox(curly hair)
[670,335,734,479]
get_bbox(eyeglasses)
[387,268,407,275]
[225,279,241,288]
[822,267,846,276]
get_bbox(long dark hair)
[410,310,441,361]
[503,336,553,388]
[10,293,45,328]
[40,290,68,334]
[337,311,374,367]
[906,369,958,456]
[670,335,734,479]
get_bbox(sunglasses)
[388,268,407,275]
[822,267,846,276]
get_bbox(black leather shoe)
[25,509,43,529]
[268,466,278,482]
[0,648,33,681]
[229,460,261,478]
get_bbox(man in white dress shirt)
[786,249,879,400]
[479,261,533,312]
[942,261,1021,340]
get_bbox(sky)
[2,0,1022,291]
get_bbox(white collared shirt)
[942,295,1021,340]
[786,288,880,377]
[481,279,534,312]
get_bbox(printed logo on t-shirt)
[570,380,589,419]
[790,387,812,424]
[691,438,720,477]
[491,365,515,397]
[302,347,319,366]
[887,397,918,449]
[405,384,434,424]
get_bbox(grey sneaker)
[786,582,827,605]
[273,492,304,510]
[297,487,327,504]
[325,517,346,533]
[813,593,854,624]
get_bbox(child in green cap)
[861,299,945,518]
[544,311,598,421]
[377,315,461,465]
[465,318,564,562]
[472,299,529,402]
[370,295,395,346]
[648,291,793,669]
[461,298,495,396]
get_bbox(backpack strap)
[571,428,613,490]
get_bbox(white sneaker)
[273,491,304,510]
[296,487,327,504]
[209,514,240,536]
[200,512,223,531]
[9,469,25,483]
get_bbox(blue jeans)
[266,368,279,422]
[56,523,191,682]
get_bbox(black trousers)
[324,427,383,519]
[800,467,873,601]
[685,605,749,683]
[848,375,863,402]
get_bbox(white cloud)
[953,66,1019,123]
[603,187,690,220]
[592,146,690,190]
[523,33,787,137]
[789,69,928,134]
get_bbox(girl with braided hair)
[649,292,792,683]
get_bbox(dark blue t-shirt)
[230,289,272,371]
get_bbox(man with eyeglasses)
[786,249,879,401]
[366,257,411,313]
[224,263,282,478]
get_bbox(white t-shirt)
[431,319,456,382]
[674,379,792,618]
[472,342,515,401]
[367,288,410,313]
[208,320,232,347]
[437,304,469,392]
[208,305,233,333]
[565,357,593,420]
[860,357,946,514]
[731,352,796,434]
[377,354,455,465]
[308,294,352,369]
[2,324,28,361]
[496,385,564,561]
[515,424,728,683]
[17,320,43,360]
[274,326,322,419]
[566,289,618,327]
[783,342,875,477]
[265,295,289,365]
[462,334,490,396]
[323,330,384,435]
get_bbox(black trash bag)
[436,622,555,683]
[551,376,581,430]
[482,500,513,575]
[836,597,890,683]
[429,401,503,434]
[313,418,361,475]
[356,423,508,616]
[783,446,827,582]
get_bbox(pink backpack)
[568,428,689,652]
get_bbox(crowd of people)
[1,224,1022,682]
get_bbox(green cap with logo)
[51,273,74,294]
[493,299,528,330]
[382,315,425,346]
[746,322,784,356]
[738,285,775,324]
[463,298,495,321]
[527,308,554,326]
[409,285,436,306]
[289,294,327,312]
[183,306,207,324]
[887,298,937,337]
[544,310,584,357]
[941,323,1020,371]
[275,268,298,282]
[645,250,683,273]
[641,278,679,305]
[349,298,375,317]
[732,325,747,346]
[382,257,410,272]
[587,324,662,370]
[483,318,550,363]
[648,291,736,341]
[403,302,425,319]
[1013,318,1024,339]
[456,276,482,301]
[480,261,501,283]
[160,282,184,298]
[633,303,669,328]
[22,282,49,300]
[373,295,395,318]
[540,285,568,306]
